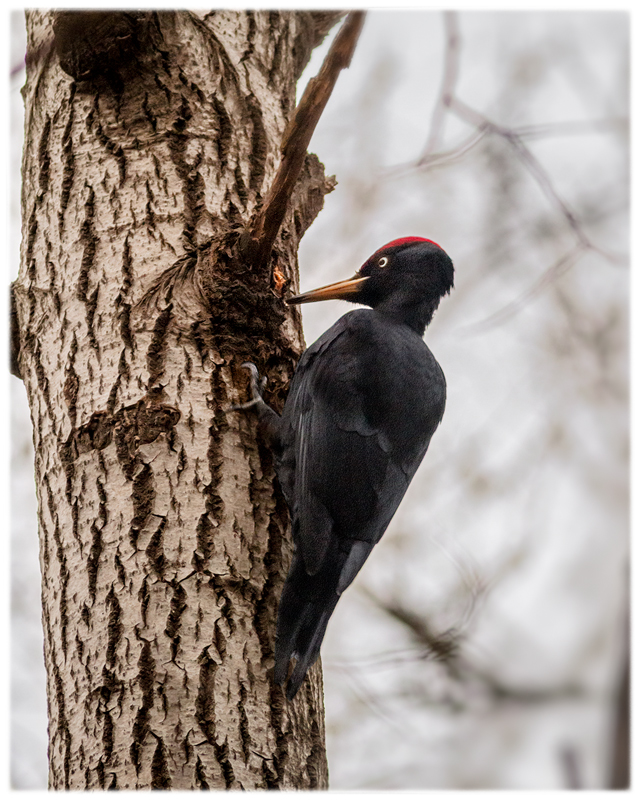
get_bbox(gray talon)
[229,362,266,411]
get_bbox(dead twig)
[459,243,587,335]
[361,586,461,666]
[243,11,366,271]
[421,11,460,158]
[609,590,630,789]
[560,746,582,790]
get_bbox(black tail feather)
[284,608,334,700]
[274,562,340,699]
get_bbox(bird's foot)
[229,362,268,411]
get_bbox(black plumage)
[234,237,454,699]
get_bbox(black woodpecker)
[234,236,454,699]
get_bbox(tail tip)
[286,675,304,701]
[273,651,309,701]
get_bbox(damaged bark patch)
[62,394,181,480]
[135,228,301,367]
[53,10,157,84]
[196,233,298,365]
[114,396,180,479]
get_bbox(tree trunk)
[14,9,338,789]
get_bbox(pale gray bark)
[14,9,338,789]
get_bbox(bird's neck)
[373,294,441,336]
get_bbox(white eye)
[378,256,389,268]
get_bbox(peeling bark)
[16,9,336,789]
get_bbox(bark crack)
[130,639,156,776]
[44,475,70,659]
[165,582,187,663]
[212,95,232,169]
[151,734,172,789]
[59,86,76,235]
[116,235,135,353]
[63,332,79,429]
[167,94,206,249]
[146,304,174,388]
[130,463,155,548]
[87,95,127,185]
[151,731,171,789]
[53,645,73,789]
[38,116,52,196]
[196,644,236,789]
[77,185,100,353]
[146,516,167,579]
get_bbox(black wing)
[274,309,446,698]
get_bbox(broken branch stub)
[245,11,366,272]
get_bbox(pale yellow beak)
[287,274,369,305]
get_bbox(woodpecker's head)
[288,237,454,330]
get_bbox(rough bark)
[14,9,340,789]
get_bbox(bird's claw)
[229,362,267,411]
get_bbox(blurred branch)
[334,665,411,736]
[364,590,461,666]
[514,118,627,140]
[459,242,587,335]
[560,745,582,789]
[608,585,629,789]
[353,589,587,709]
[444,95,624,264]
[391,118,625,179]
[422,11,460,156]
